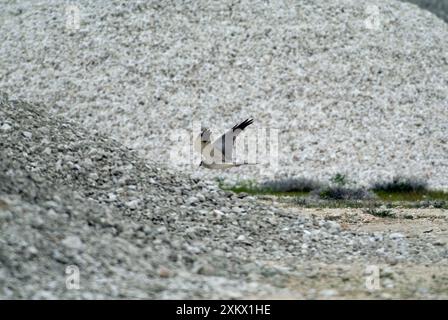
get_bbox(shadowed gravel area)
[402,0,448,22]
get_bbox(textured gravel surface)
[402,0,448,22]
[1,0,448,299]
[0,0,448,188]
[1,94,447,299]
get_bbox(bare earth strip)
[254,201,448,299]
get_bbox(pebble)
[1,123,12,131]
[22,131,32,139]
[158,266,172,278]
[237,235,246,242]
[0,211,13,222]
[319,289,338,298]
[323,220,341,234]
[61,235,84,250]
[186,196,198,205]
[389,233,405,240]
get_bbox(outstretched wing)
[211,118,254,163]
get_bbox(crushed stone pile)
[1,0,448,188]
[1,93,447,299]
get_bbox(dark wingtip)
[233,118,254,131]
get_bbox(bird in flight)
[194,118,256,169]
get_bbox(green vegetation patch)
[313,186,375,201]
[220,178,315,197]
[220,175,448,208]
[363,207,396,218]
[372,176,428,193]
[375,190,448,202]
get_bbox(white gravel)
[1,94,447,299]
[1,0,448,188]
[2,0,448,299]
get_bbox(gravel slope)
[0,0,447,188]
[1,93,447,299]
[402,0,448,22]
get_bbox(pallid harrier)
[194,118,256,169]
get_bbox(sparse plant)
[363,207,395,218]
[294,197,308,206]
[260,177,321,193]
[415,200,448,209]
[330,173,349,186]
[313,186,375,201]
[226,179,260,194]
[371,176,428,193]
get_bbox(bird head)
[201,127,211,142]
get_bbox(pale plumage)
[195,118,255,169]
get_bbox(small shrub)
[416,200,448,209]
[363,208,396,218]
[294,197,308,206]
[313,186,375,201]
[330,173,348,186]
[260,177,321,193]
[229,180,260,193]
[372,176,428,193]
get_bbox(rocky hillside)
[1,93,447,299]
[0,0,447,188]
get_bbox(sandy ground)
[253,201,448,299]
